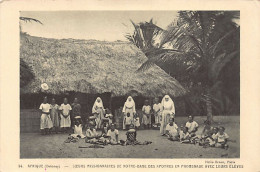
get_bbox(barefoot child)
[107,124,119,145]
[142,100,152,129]
[153,97,162,127]
[185,115,199,137]
[215,126,229,149]
[165,118,179,141]
[85,121,100,143]
[124,112,133,130]
[71,117,85,139]
[59,98,72,133]
[39,96,53,135]
[180,127,191,143]
[134,113,140,130]
[125,124,137,145]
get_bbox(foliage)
[126,11,240,115]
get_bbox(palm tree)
[126,11,240,122]
[20,17,43,88]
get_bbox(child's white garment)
[135,117,140,127]
[125,115,133,125]
[59,103,72,127]
[215,132,229,143]
[166,123,178,137]
[180,132,190,140]
[73,124,85,138]
[107,129,119,142]
[39,103,53,129]
[153,103,162,123]
[185,121,199,133]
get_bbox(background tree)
[126,11,240,121]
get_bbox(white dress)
[39,103,53,129]
[59,103,72,127]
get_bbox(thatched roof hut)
[20,34,186,97]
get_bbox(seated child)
[125,124,137,145]
[185,115,199,137]
[71,117,85,138]
[101,119,110,136]
[107,124,119,145]
[180,127,191,143]
[85,121,100,143]
[124,112,133,130]
[201,120,213,138]
[134,113,140,129]
[165,118,179,141]
[215,126,229,149]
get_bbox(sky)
[20,11,178,41]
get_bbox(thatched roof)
[20,34,186,97]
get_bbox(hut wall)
[20,109,40,133]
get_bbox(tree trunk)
[205,89,213,122]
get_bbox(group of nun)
[39,95,175,136]
[121,95,175,135]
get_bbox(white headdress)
[161,95,174,109]
[124,96,135,108]
[92,97,104,113]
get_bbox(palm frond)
[19,17,43,25]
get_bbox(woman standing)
[50,98,60,133]
[160,95,175,135]
[122,96,136,129]
[92,97,105,129]
[39,96,53,135]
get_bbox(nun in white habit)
[160,95,175,135]
[92,97,105,129]
[122,96,136,129]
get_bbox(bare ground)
[20,116,240,158]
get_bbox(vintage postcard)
[0,0,260,171]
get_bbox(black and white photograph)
[19,11,240,159]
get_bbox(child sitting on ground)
[85,121,100,143]
[72,117,85,138]
[185,115,199,137]
[125,124,137,145]
[107,124,119,145]
[201,120,213,138]
[165,118,179,141]
[180,127,191,143]
[215,126,229,149]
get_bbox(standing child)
[165,118,179,141]
[124,113,133,130]
[105,108,113,126]
[215,126,229,149]
[50,98,59,134]
[134,113,140,130]
[142,100,152,129]
[153,97,162,127]
[107,124,119,145]
[39,96,53,135]
[59,98,72,133]
[185,115,199,137]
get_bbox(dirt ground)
[20,116,240,158]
